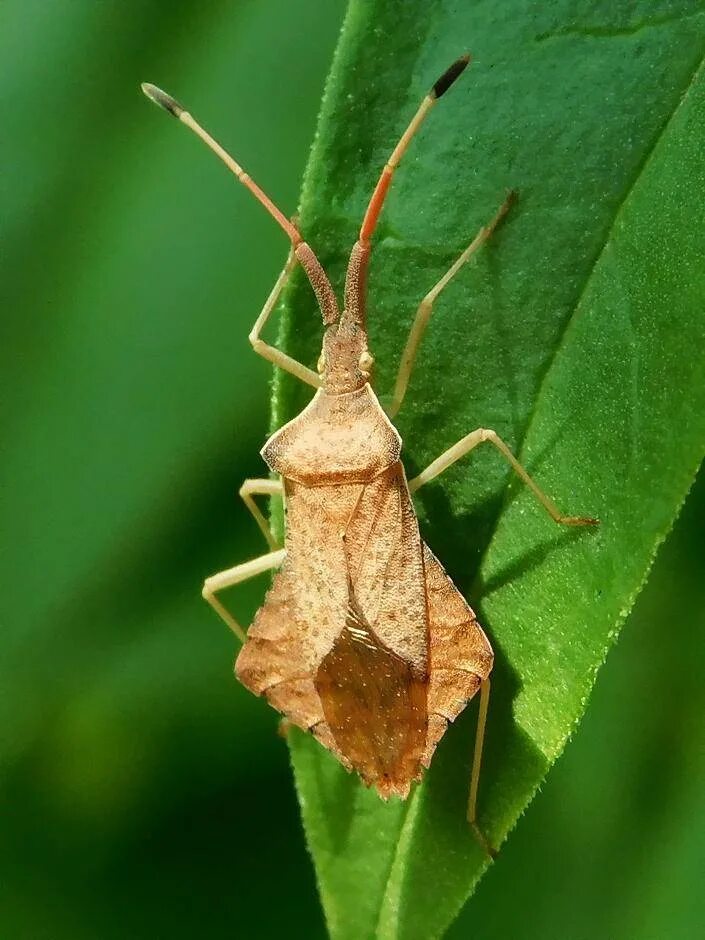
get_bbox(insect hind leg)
[421,544,495,851]
[467,677,496,858]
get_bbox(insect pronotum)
[142,55,596,855]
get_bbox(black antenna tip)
[141,82,185,118]
[431,54,471,99]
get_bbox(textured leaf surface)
[274,2,705,937]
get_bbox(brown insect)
[142,56,596,853]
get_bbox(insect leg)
[202,548,286,642]
[249,248,321,387]
[239,477,284,551]
[388,191,516,418]
[467,677,495,857]
[408,427,598,525]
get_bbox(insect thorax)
[261,385,401,485]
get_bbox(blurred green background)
[2,2,703,938]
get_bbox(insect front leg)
[202,549,286,642]
[408,427,597,526]
[239,477,284,551]
[387,191,516,419]
[249,247,321,388]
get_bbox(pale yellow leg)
[388,192,516,419]
[249,248,321,388]
[202,548,286,643]
[239,478,284,551]
[467,678,495,857]
[409,427,597,526]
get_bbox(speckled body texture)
[235,384,493,798]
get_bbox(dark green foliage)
[1,2,344,936]
[4,1,705,937]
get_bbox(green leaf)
[446,464,705,939]
[274,2,705,936]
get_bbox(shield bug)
[142,55,596,854]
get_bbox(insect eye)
[359,351,374,373]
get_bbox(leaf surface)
[274,2,705,937]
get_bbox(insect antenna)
[141,82,339,323]
[343,55,471,330]
[359,54,471,246]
